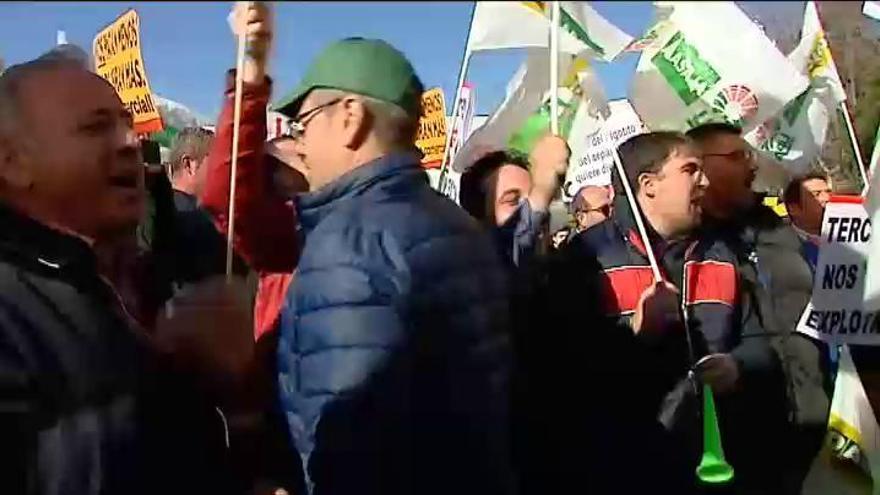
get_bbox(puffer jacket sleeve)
[276,228,408,488]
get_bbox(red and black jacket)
[563,197,784,470]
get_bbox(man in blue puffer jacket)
[272,38,514,495]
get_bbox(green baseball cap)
[273,38,424,118]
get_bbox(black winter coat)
[0,204,232,495]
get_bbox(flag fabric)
[451,49,609,173]
[802,345,880,494]
[467,1,632,61]
[790,1,847,103]
[864,1,880,23]
[629,1,808,134]
[863,136,880,311]
[744,1,848,175]
[451,49,555,172]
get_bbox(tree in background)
[739,1,880,192]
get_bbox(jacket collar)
[609,194,669,257]
[296,152,424,233]
[0,202,97,273]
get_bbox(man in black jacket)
[0,57,237,494]
[688,122,831,494]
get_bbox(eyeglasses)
[703,148,755,163]
[578,204,611,217]
[289,98,342,139]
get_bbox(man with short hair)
[273,38,514,495]
[783,173,832,272]
[570,184,612,234]
[688,122,831,494]
[166,126,244,287]
[0,58,234,495]
[558,131,783,492]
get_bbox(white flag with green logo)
[451,50,609,173]
[467,2,633,61]
[629,2,808,133]
[744,1,847,174]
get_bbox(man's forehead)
[803,178,830,190]
[20,67,123,116]
[705,132,746,150]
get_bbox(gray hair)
[0,57,85,138]
[309,88,420,152]
[168,127,215,176]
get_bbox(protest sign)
[797,197,879,344]
[93,9,163,134]
[266,110,292,140]
[416,87,448,169]
[562,99,645,200]
[444,83,476,169]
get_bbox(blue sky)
[0,1,660,120]
[0,2,799,121]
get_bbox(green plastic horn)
[696,384,735,485]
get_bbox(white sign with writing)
[563,99,645,201]
[797,199,879,344]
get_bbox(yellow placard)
[93,10,163,134]
[415,88,448,169]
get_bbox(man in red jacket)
[200,2,301,341]
[199,4,306,493]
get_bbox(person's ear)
[638,172,656,198]
[340,96,370,150]
[0,137,34,190]
[180,155,196,177]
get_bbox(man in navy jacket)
[273,38,514,495]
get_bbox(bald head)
[0,59,144,241]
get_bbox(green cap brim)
[272,83,313,118]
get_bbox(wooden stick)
[226,28,247,281]
[549,1,560,135]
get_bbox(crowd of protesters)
[0,3,852,495]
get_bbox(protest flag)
[745,1,847,175]
[466,1,632,60]
[864,137,880,311]
[629,2,808,134]
[802,345,880,494]
[440,0,631,186]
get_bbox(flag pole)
[811,1,870,194]
[839,102,870,195]
[438,2,477,195]
[550,1,560,135]
[226,13,247,281]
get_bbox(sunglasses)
[289,98,342,139]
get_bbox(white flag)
[451,50,608,173]
[866,1,880,22]
[467,1,632,61]
[789,1,847,103]
[745,1,847,175]
[629,1,809,133]
[864,136,880,311]
[452,49,554,172]
[802,345,880,494]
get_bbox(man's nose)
[698,170,710,189]
[119,125,139,149]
